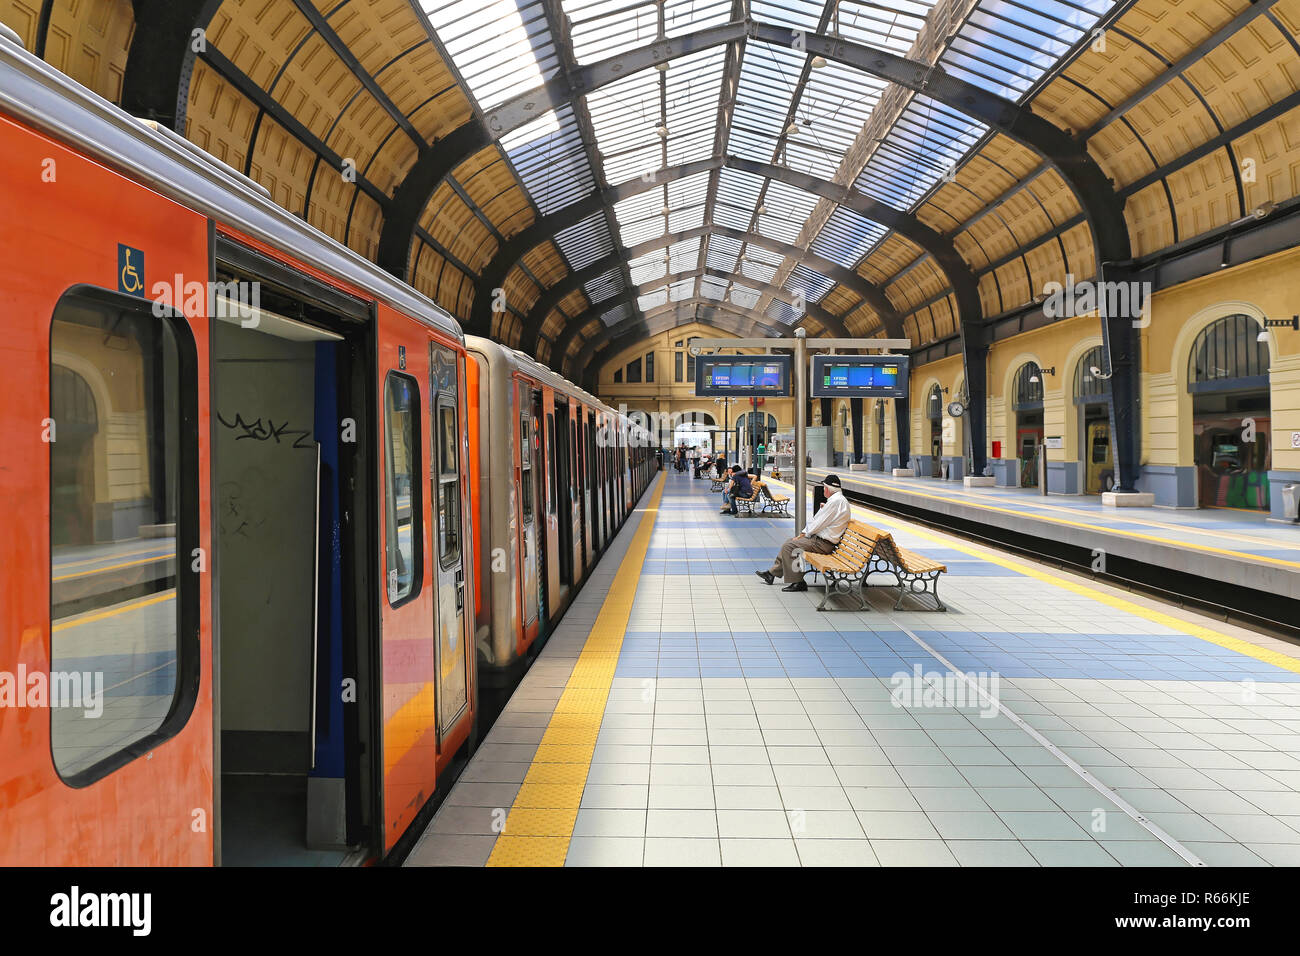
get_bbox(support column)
[1100,265,1142,493]
[850,397,864,464]
[894,395,911,471]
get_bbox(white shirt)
[802,490,851,543]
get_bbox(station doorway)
[1012,362,1045,488]
[1074,348,1114,494]
[1188,314,1272,511]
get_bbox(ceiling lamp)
[756,203,767,215]
[810,55,827,69]
[655,62,669,72]
[660,205,671,216]
[654,124,669,138]
[785,122,799,135]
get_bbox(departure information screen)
[694,354,792,397]
[811,355,909,398]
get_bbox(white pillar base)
[849,463,870,471]
[891,468,915,477]
[963,476,995,488]
[1102,491,1155,507]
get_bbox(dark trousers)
[768,534,838,583]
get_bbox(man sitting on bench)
[754,474,851,592]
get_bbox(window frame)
[435,395,462,570]
[383,370,424,609]
[47,284,200,789]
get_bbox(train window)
[520,415,533,523]
[49,293,192,782]
[383,373,422,606]
[437,401,461,566]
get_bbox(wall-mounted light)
[1028,366,1056,384]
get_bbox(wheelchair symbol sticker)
[118,244,145,297]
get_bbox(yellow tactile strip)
[770,477,1300,676]
[486,475,666,867]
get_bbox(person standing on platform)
[756,441,767,473]
[754,474,851,591]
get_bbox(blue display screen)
[824,363,900,389]
[705,362,784,390]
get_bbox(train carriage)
[0,32,651,866]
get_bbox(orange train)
[0,30,653,865]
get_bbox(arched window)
[1188,314,1269,393]
[1073,346,1110,404]
[927,384,943,421]
[1012,362,1044,411]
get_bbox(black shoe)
[781,581,808,592]
[755,570,775,585]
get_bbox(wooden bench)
[759,482,790,516]
[871,535,948,611]
[803,520,948,611]
[732,481,761,516]
[802,521,894,611]
[709,475,726,492]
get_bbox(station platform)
[803,468,1300,605]
[406,470,1300,867]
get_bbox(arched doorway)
[673,410,716,464]
[734,411,777,467]
[1073,347,1114,494]
[50,364,100,546]
[926,384,943,478]
[1012,362,1045,488]
[1189,314,1271,511]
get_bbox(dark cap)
[822,474,842,487]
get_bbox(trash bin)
[1283,484,1300,523]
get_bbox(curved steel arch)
[487,154,973,345]
[552,266,847,371]
[532,223,903,361]
[573,303,788,384]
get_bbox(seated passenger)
[720,465,752,516]
[755,474,850,591]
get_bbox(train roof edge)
[0,27,463,344]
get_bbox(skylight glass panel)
[669,276,695,301]
[787,263,835,303]
[811,207,888,267]
[639,289,668,311]
[554,213,614,270]
[600,302,632,326]
[700,276,728,300]
[728,44,803,164]
[664,0,732,35]
[583,269,624,303]
[767,300,802,325]
[738,246,780,284]
[501,106,592,214]
[729,284,761,310]
[713,168,764,230]
[423,0,556,111]
[750,0,824,34]
[705,235,741,272]
[562,0,660,63]
[835,0,935,54]
[666,237,700,273]
[664,48,726,168]
[778,63,888,178]
[586,67,661,184]
[756,180,819,243]
[940,0,1114,101]
[854,97,984,211]
[614,190,668,246]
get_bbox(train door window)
[547,414,558,516]
[49,289,195,783]
[520,412,533,524]
[383,373,422,605]
[436,401,460,564]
